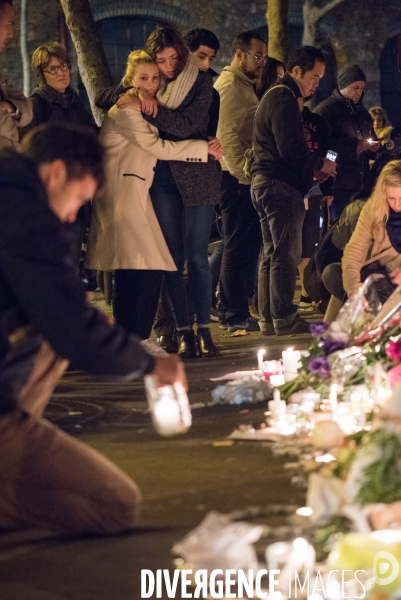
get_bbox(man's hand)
[314,170,330,183]
[319,158,337,177]
[390,267,401,285]
[116,92,141,110]
[138,88,158,117]
[357,139,380,153]
[150,355,187,391]
[0,100,15,115]
[323,195,334,207]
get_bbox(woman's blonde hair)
[121,50,156,87]
[369,160,401,227]
[369,106,392,128]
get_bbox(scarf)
[386,208,401,254]
[156,53,199,110]
[35,83,77,109]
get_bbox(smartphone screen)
[326,150,338,162]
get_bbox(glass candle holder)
[145,375,192,437]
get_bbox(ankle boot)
[197,327,220,357]
[156,334,178,354]
[177,330,197,359]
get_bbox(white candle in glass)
[257,349,265,371]
[282,347,301,382]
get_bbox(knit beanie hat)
[337,64,366,89]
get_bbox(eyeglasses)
[244,51,268,65]
[42,62,70,76]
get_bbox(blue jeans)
[251,176,305,329]
[150,162,214,328]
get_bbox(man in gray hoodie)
[214,31,266,332]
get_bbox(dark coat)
[20,87,95,138]
[251,73,324,196]
[0,152,154,415]
[95,72,222,206]
[314,89,375,194]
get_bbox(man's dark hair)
[21,123,105,187]
[287,46,325,75]
[183,28,220,53]
[0,0,13,12]
[231,31,265,60]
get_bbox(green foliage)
[312,515,353,562]
[356,428,401,506]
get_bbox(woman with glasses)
[21,42,94,133]
[20,42,96,290]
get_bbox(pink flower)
[386,340,401,362]
[387,363,401,389]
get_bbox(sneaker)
[259,323,275,336]
[210,307,220,322]
[299,294,314,309]
[227,317,261,333]
[219,319,228,329]
[275,315,311,336]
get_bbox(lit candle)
[270,374,285,387]
[282,347,301,382]
[257,349,265,371]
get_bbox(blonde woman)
[369,106,393,145]
[86,51,222,342]
[322,161,401,305]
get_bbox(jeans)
[251,175,305,329]
[209,239,224,308]
[219,171,262,325]
[113,269,163,340]
[150,161,214,328]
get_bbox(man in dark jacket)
[251,46,336,336]
[0,123,186,534]
[314,64,380,221]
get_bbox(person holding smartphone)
[314,64,380,222]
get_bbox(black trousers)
[113,270,163,340]
[219,171,262,325]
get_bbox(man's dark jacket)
[0,152,154,415]
[251,73,324,196]
[314,89,375,193]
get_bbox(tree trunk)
[267,0,289,62]
[20,0,30,96]
[302,2,320,47]
[59,0,112,125]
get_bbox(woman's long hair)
[256,57,285,100]
[369,160,401,228]
[145,27,189,78]
[120,49,155,87]
[369,106,392,128]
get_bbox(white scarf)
[156,53,199,110]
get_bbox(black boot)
[197,327,220,357]
[156,334,178,354]
[177,330,197,359]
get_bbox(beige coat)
[342,199,401,295]
[0,70,32,150]
[214,66,259,184]
[86,106,208,271]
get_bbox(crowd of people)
[1,0,401,534]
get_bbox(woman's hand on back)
[138,89,158,117]
[116,92,141,110]
[207,140,224,161]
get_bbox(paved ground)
[0,311,318,600]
